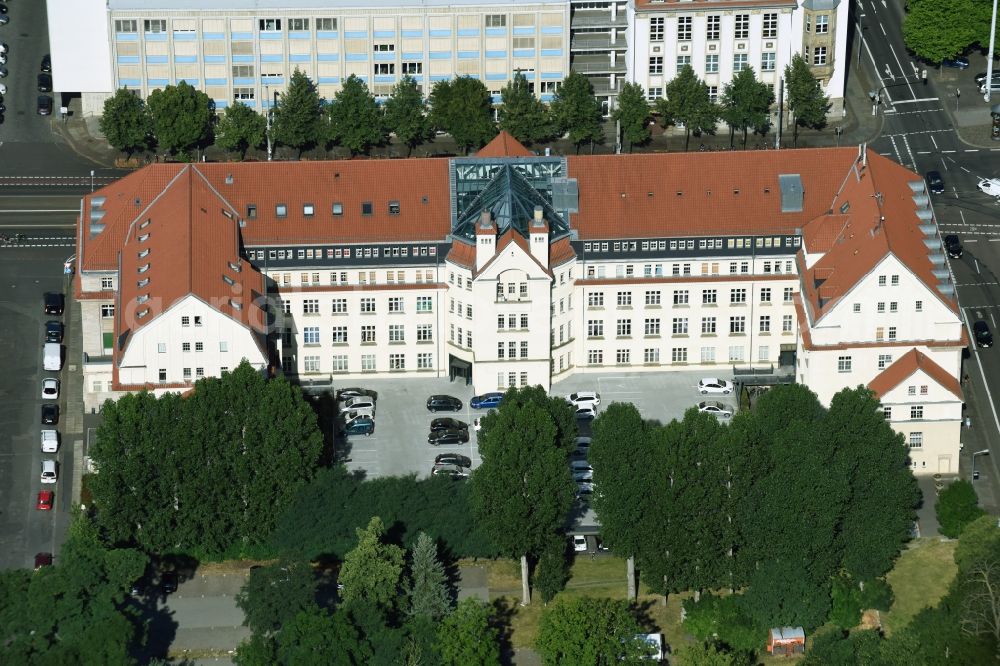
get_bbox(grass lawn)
[883,537,958,636]
[461,555,690,651]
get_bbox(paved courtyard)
[330,370,739,481]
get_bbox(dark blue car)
[470,392,504,409]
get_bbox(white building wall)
[117,296,266,385]
[880,372,962,475]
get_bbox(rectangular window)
[332,355,348,372]
[388,297,403,312]
[588,320,604,337]
[813,46,828,66]
[182,342,191,352]
[588,292,604,307]
[259,18,281,32]
[520,341,528,358]
[908,432,923,449]
[588,349,603,365]
[617,291,632,307]
[101,304,115,318]
[402,62,422,75]
[672,318,688,335]
[761,52,776,72]
[730,288,747,304]
[332,298,347,314]
[649,56,663,75]
[915,300,923,312]
[645,318,661,335]
[361,354,376,371]
[645,348,660,363]
[890,302,898,313]
[375,63,395,75]
[288,18,309,31]
[303,356,320,373]
[616,349,630,364]
[416,296,433,312]
[677,16,692,41]
[729,346,745,362]
[703,289,717,305]
[389,324,405,342]
[361,325,375,343]
[784,287,794,303]
[303,299,319,314]
[332,326,348,343]
[877,302,886,313]
[782,314,794,332]
[701,346,716,363]
[115,19,137,33]
[316,18,336,31]
[701,317,717,334]
[705,54,719,73]
[888,326,897,340]
[706,15,721,40]
[650,16,664,41]
[730,316,745,334]
[389,354,405,370]
[762,13,778,38]
[360,298,376,313]
[838,356,852,373]
[101,277,114,289]
[759,316,770,333]
[645,290,661,306]
[144,19,167,33]
[418,353,433,369]
[816,14,829,34]
[891,275,900,286]
[734,14,750,39]
[485,14,506,28]
[303,327,320,345]
[733,53,749,72]
[183,367,192,380]
[617,319,632,336]
[671,347,688,363]
[417,324,433,342]
[878,354,893,370]
[760,288,772,303]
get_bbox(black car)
[974,320,994,348]
[426,395,462,412]
[41,54,51,73]
[434,453,472,468]
[161,571,178,594]
[925,170,945,195]
[976,71,1000,85]
[430,417,467,432]
[37,74,52,93]
[428,428,470,446]
[941,56,970,69]
[41,404,59,425]
[45,320,64,343]
[43,292,64,315]
[944,234,963,259]
[37,95,52,116]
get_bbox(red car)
[36,490,53,511]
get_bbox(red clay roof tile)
[868,349,962,400]
[476,131,533,158]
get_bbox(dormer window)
[388,201,400,215]
[137,308,150,319]
[223,275,235,285]
[229,299,242,311]
[137,294,150,304]
[276,204,287,218]
[138,277,150,287]
[303,203,315,217]
[139,233,150,242]
[138,264,150,273]
[228,261,241,272]
[139,219,151,230]
[333,202,343,216]
[138,248,150,258]
[247,204,257,219]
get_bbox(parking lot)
[333,370,740,481]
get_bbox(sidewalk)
[50,96,122,168]
[929,55,1000,149]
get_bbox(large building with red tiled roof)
[76,132,965,475]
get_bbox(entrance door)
[938,456,952,474]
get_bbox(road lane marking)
[890,97,940,104]
[0,209,78,213]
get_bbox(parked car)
[426,394,463,412]
[698,378,734,394]
[37,95,52,116]
[974,320,994,348]
[574,405,597,421]
[341,396,375,414]
[34,552,53,570]
[41,54,51,73]
[45,320,63,343]
[941,56,970,69]
[36,490,54,511]
[976,71,1000,84]
[340,408,374,422]
[434,452,472,468]
[573,469,594,482]
[566,391,601,408]
[979,178,1000,198]
[698,401,733,417]
[43,292,64,315]
[342,416,375,436]
[573,437,592,455]
[428,428,470,446]
[431,463,469,478]
[41,378,59,400]
[572,535,587,552]
[925,170,945,195]
[161,571,179,594]
[944,234,963,259]
[40,459,57,484]
[41,403,59,425]
[570,460,593,474]
[336,387,377,401]
[40,429,58,453]
[470,392,504,409]
[576,481,595,497]
[37,74,52,92]
[430,417,467,432]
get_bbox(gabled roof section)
[476,130,533,158]
[445,240,476,270]
[798,151,958,322]
[476,229,551,279]
[452,164,569,241]
[868,349,962,401]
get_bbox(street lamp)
[973,448,990,481]
[90,170,94,193]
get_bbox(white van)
[40,459,57,484]
[40,429,59,453]
[43,343,61,371]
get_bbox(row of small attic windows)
[582,236,802,253]
[246,200,406,220]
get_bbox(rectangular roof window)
[247,204,257,219]
[388,201,400,215]
[276,204,287,218]
[361,202,373,216]
[333,202,343,216]
[304,203,315,217]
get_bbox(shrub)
[936,479,985,538]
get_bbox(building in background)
[74,133,962,474]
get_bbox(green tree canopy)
[433,598,502,666]
[535,597,654,664]
[612,82,651,152]
[472,387,577,603]
[937,479,986,539]
[784,54,830,146]
[90,361,324,557]
[405,531,451,620]
[656,65,719,150]
[549,71,605,153]
[146,81,215,157]
[327,74,387,155]
[235,605,372,666]
[215,101,267,159]
[236,559,318,636]
[338,516,405,609]
[271,69,324,156]
[720,67,773,148]
[903,0,981,64]
[498,71,553,145]
[428,76,497,154]
[100,88,153,156]
[383,75,433,156]
[956,514,1000,572]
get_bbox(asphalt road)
[859,0,1000,468]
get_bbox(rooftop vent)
[222,209,234,219]
[228,260,242,272]
[225,174,233,185]
[137,308,150,319]
[134,198,141,207]
[229,299,242,311]
[223,275,235,286]
[778,174,804,213]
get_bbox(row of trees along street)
[903,0,1000,64]
[98,55,829,162]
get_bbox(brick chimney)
[529,206,549,268]
[475,210,497,271]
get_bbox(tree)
[498,71,553,145]
[960,560,1000,661]
[675,641,755,666]
[656,65,719,151]
[406,532,451,620]
[720,67,773,148]
[956,514,1000,572]
[271,68,324,157]
[937,479,986,538]
[434,598,502,666]
[327,74,387,156]
[471,387,577,605]
[535,597,654,664]
[784,54,830,147]
[533,536,571,603]
[236,559,318,636]
[235,605,372,666]
[612,82,651,152]
[903,0,980,64]
[428,76,497,154]
[100,87,152,156]
[549,71,605,153]
[384,75,433,156]
[338,516,405,609]
[215,101,266,159]
[146,81,215,158]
